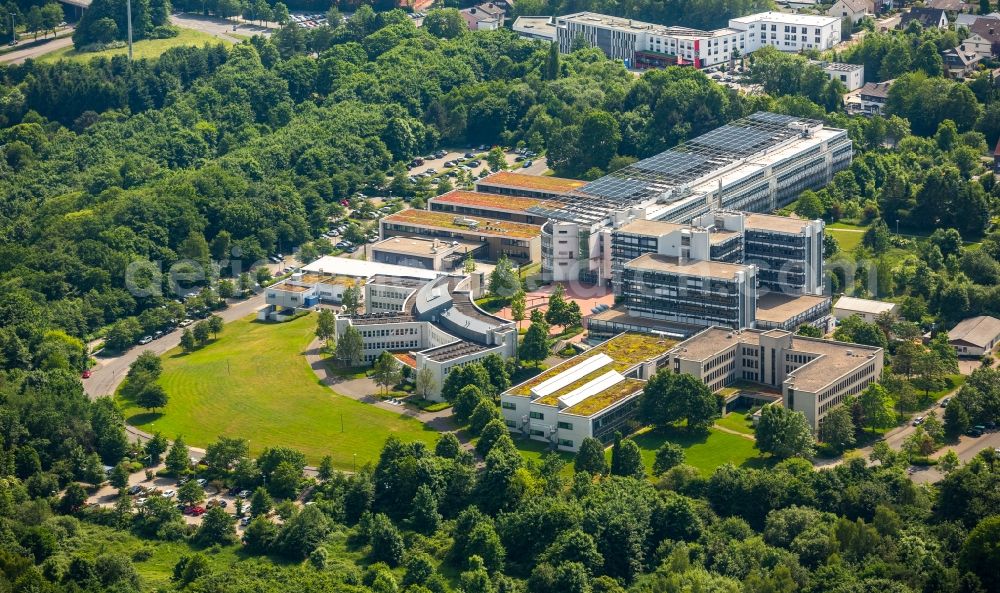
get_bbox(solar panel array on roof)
[524,112,823,225]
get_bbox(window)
[502,401,517,410]
[557,421,573,430]
[530,429,545,436]
[505,420,517,428]
[529,411,545,420]
[558,439,574,447]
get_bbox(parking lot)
[406,146,546,186]
[86,464,274,531]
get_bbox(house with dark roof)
[460,3,506,30]
[899,7,949,29]
[969,18,1000,56]
[942,46,982,78]
[850,80,892,115]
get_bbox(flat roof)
[513,15,557,36]
[562,378,646,417]
[616,219,687,237]
[509,332,677,398]
[383,209,542,239]
[672,327,881,392]
[371,236,479,257]
[477,171,587,194]
[755,293,831,324]
[298,272,356,286]
[272,283,310,292]
[529,113,843,226]
[303,255,441,281]
[617,218,740,245]
[822,62,864,72]
[422,340,488,362]
[833,296,897,315]
[430,190,561,213]
[625,253,751,281]
[730,11,840,26]
[744,213,816,234]
[588,307,702,338]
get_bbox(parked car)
[186,506,206,516]
[138,336,153,345]
[179,318,194,327]
[161,489,176,498]
[81,369,92,379]
[128,485,144,496]
[912,416,924,427]
[523,160,533,168]
[196,478,207,487]
[940,397,951,408]
[240,516,252,526]
[968,425,985,437]
[153,330,164,339]
[238,490,250,498]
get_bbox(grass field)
[630,425,765,476]
[714,412,756,435]
[119,314,437,470]
[39,28,228,63]
[827,227,864,254]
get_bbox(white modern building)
[513,16,558,42]
[533,112,850,284]
[334,273,517,400]
[832,296,898,323]
[818,61,865,91]
[500,333,677,451]
[555,10,841,69]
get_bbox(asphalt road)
[84,257,299,401]
[0,34,74,64]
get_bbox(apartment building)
[817,61,865,91]
[530,113,850,283]
[555,11,841,69]
[500,333,677,451]
[380,209,542,266]
[670,326,883,431]
[621,254,757,330]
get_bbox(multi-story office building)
[670,326,883,431]
[500,333,677,451]
[621,254,757,330]
[555,11,841,69]
[335,273,517,400]
[380,209,543,266]
[743,213,824,295]
[529,113,850,283]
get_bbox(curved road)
[0,35,74,65]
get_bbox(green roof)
[562,378,645,417]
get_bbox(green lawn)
[514,437,574,476]
[39,27,228,63]
[714,412,756,435]
[828,227,864,254]
[630,425,766,476]
[119,314,437,470]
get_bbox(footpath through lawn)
[119,314,438,470]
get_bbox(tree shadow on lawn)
[631,425,773,472]
[127,411,164,425]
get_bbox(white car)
[138,336,153,345]
[196,478,207,487]
[161,489,175,498]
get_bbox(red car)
[185,506,206,516]
[81,370,92,379]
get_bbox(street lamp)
[125,0,133,61]
[3,12,15,45]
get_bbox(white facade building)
[534,113,851,284]
[555,10,841,69]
